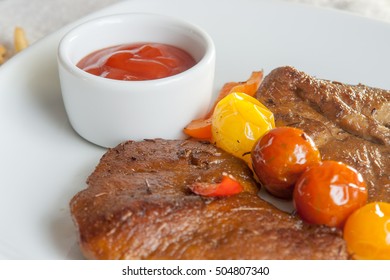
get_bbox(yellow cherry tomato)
[344,202,390,260]
[211,92,275,166]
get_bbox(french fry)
[14,27,29,52]
[0,44,6,64]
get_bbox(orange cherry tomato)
[189,174,243,197]
[251,127,321,199]
[344,202,390,260]
[293,160,368,228]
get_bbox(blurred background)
[1,0,390,59]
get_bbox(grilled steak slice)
[256,66,390,202]
[70,139,347,259]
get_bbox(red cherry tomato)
[189,174,243,197]
[251,127,321,198]
[293,160,368,228]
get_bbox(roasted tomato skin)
[251,127,321,199]
[293,160,368,229]
[212,92,275,166]
[344,202,390,260]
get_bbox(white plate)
[1,0,389,260]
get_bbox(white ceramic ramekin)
[58,13,215,148]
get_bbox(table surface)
[1,0,390,61]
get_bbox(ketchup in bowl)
[77,42,196,81]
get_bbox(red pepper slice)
[189,174,244,197]
[183,71,264,140]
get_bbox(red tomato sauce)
[77,42,196,81]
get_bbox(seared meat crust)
[256,66,390,202]
[70,139,347,259]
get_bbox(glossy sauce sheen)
[77,43,196,81]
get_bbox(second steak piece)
[256,66,390,202]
